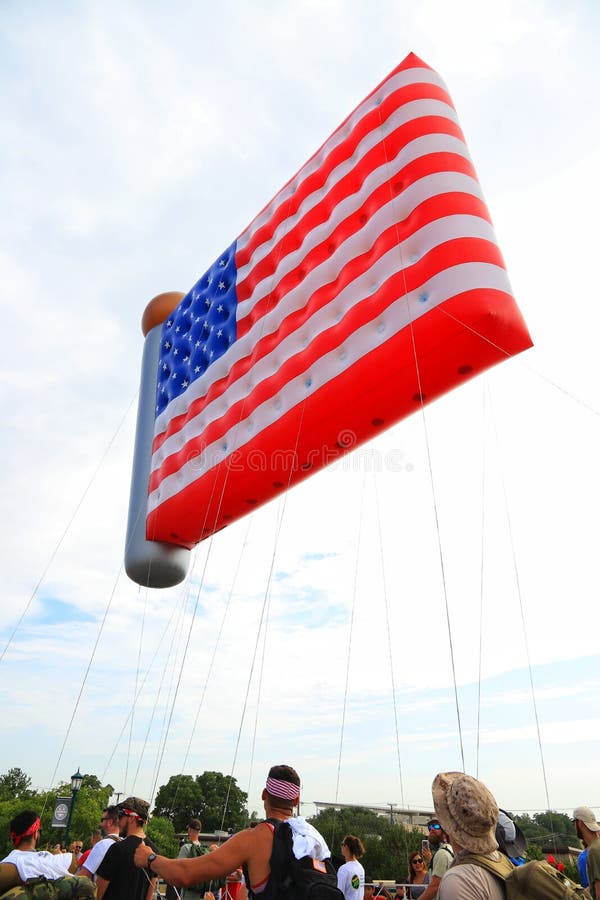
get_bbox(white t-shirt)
[438,864,505,900]
[1,849,72,881]
[79,835,120,876]
[337,859,365,900]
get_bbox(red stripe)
[148,238,505,492]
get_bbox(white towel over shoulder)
[285,816,331,861]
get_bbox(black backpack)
[266,819,344,900]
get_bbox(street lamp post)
[64,768,84,849]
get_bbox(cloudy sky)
[1,0,599,824]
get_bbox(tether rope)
[42,560,126,816]
[125,583,148,794]
[0,390,138,666]
[331,465,367,850]
[373,469,406,809]
[373,467,412,875]
[476,381,487,779]
[437,304,600,419]
[130,571,194,796]
[178,515,254,779]
[222,391,310,830]
[147,534,217,806]
[164,516,254,818]
[101,581,191,783]
[489,383,552,811]
[378,108,466,771]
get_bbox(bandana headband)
[11,817,41,847]
[119,807,144,820]
[266,777,300,801]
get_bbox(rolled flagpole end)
[125,291,191,589]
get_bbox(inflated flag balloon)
[125,52,532,588]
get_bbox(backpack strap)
[454,852,515,882]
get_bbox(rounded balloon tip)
[142,291,186,336]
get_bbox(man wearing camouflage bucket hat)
[431,772,506,900]
[0,809,95,899]
[95,797,158,900]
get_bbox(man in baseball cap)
[96,796,158,900]
[573,807,600,898]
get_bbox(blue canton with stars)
[156,241,238,416]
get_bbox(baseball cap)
[573,807,600,832]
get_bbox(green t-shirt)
[431,845,454,881]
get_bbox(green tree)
[195,771,247,832]
[154,775,204,834]
[513,810,578,854]
[0,768,33,801]
[308,806,388,850]
[79,774,106,793]
[147,815,179,858]
[307,807,422,879]
[0,775,114,856]
[153,772,248,834]
[0,797,28,857]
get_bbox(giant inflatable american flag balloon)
[125,51,532,588]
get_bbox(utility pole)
[112,791,123,805]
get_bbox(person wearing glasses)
[96,796,159,900]
[337,835,365,900]
[78,805,122,880]
[403,850,429,899]
[414,820,453,900]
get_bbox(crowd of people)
[1,766,598,900]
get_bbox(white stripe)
[148,262,512,511]
[151,214,499,471]
[236,132,471,320]
[236,99,460,282]
[236,66,449,252]
[153,171,486,438]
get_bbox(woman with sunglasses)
[405,851,429,899]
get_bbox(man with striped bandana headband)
[134,764,332,896]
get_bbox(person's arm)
[95,876,109,900]
[594,879,600,900]
[146,875,158,900]
[412,875,440,900]
[135,831,254,889]
[78,866,93,879]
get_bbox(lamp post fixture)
[64,768,84,849]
